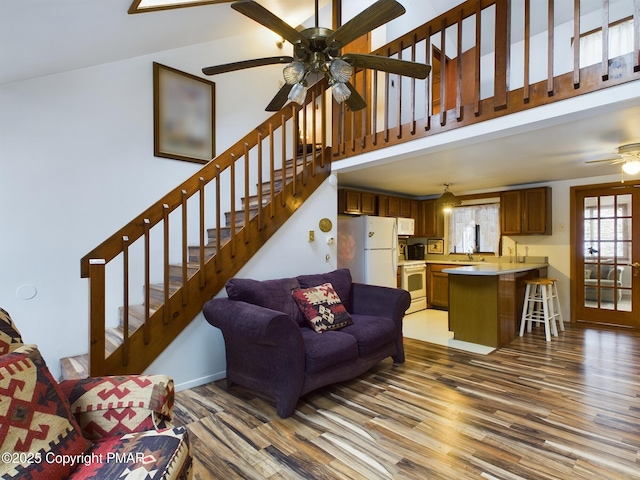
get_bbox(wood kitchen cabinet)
[338,189,377,215]
[417,200,444,238]
[427,264,451,309]
[500,187,552,235]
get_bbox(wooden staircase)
[70,81,331,379]
[63,156,321,380]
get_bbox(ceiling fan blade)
[202,56,293,75]
[345,82,367,111]
[585,158,624,164]
[343,53,431,79]
[326,0,405,49]
[265,83,293,112]
[232,0,309,48]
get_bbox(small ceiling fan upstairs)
[202,0,431,111]
[586,143,640,175]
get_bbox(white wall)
[0,28,337,384]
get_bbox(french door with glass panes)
[574,183,640,327]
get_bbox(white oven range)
[400,260,427,314]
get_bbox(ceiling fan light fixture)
[329,58,353,83]
[331,82,351,103]
[283,61,306,85]
[622,159,640,175]
[288,82,307,105]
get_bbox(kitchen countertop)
[442,263,548,276]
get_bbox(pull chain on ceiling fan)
[202,0,431,111]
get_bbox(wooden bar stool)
[519,278,562,341]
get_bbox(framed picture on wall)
[427,238,444,254]
[153,62,215,164]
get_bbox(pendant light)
[435,183,462,212]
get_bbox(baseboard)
[174,371,226,392]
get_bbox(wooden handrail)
[331,0,640,160]
[82,80,331,376]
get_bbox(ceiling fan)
[586,143,640,176]
[202,0,431,112]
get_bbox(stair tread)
[60,354,89,381]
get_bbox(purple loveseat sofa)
[203,269,411,418]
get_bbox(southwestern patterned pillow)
[292,282,353,333]
[0,344,90,479]
[0,308,24,354]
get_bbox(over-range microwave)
[396,217,415,236]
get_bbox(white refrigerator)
[337,215,399,288]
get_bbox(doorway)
[572,182,640,328]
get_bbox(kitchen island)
[443,263,548,348]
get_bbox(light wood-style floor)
[173,324,640,479]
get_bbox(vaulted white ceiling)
[3,0,639,196]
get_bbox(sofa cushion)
[226,277,305,326]
[297,269,353,311]
[0,308,23,354]
[0,344,90,480]
[68,427,192,480]
[292,283,353,333]
[339,314,397,356]
[300,329,358,373]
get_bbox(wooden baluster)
[181,190,188,305]
[548,0,555,95]
[494,0,510,109]
[425,24,432,130]
[410,35,417,135]
[373,67,379,144]
[215,166,222,271]
[634,0,640,71]
[301,104,308,185]
[456,9,463,121]
[230,154,236,256]
[122,236,129,367]
[281,114,287,206]
[269,123,275,218]
[523,0,531,102]
[361,70,368,148]
[440,17,447,124]
[320,90,327,167]
[338,101,346,155]
[244,143,250,244]
[397,42,403,139]
[89,258,106,376]
[601,0,610,80]
[311,90,317,175]
[384,68,390,142]
[143,219,151,345]
[163,203,170,325]
[257,134,263,229]
[291,105,298,194]
[199,177,206,286]
[573,0,581,87]
[351,90,357,150]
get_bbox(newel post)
[88,258,106,376]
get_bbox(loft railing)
[80,81,331,376]
[332,0,640,159]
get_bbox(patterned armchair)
[0,308,192,480]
